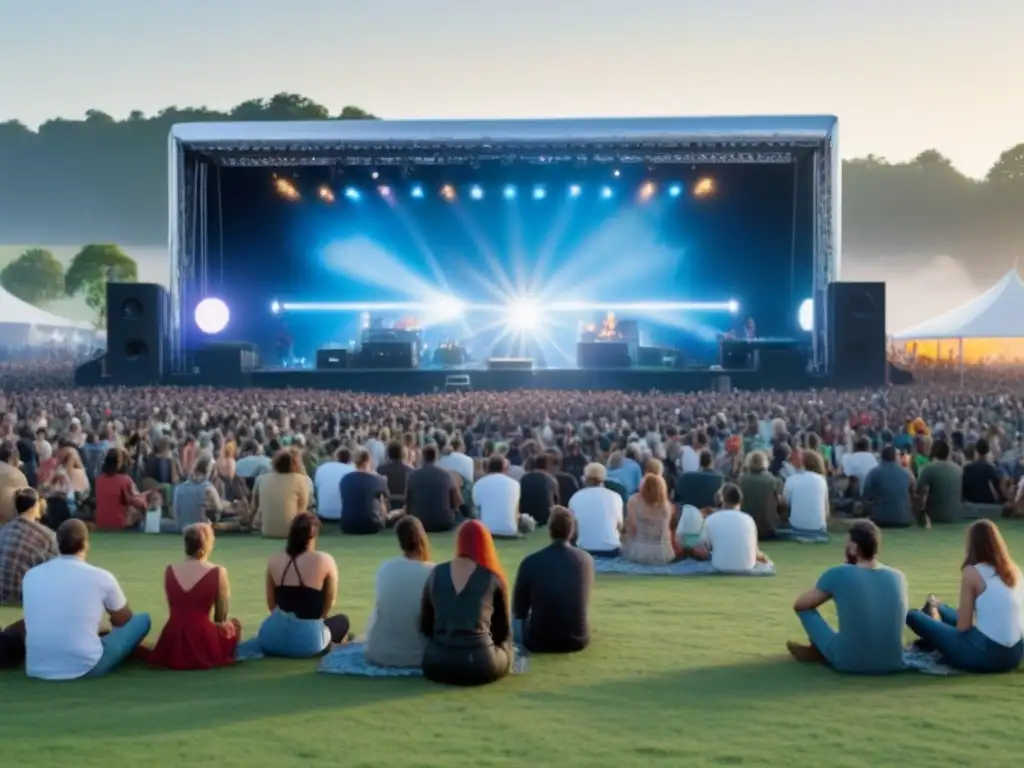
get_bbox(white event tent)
[892,268,1024,364]
[0,286,97,348]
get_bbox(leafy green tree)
[64,244,138,326]
[0,247,65,304]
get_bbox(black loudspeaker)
[577,342,631,369]
[316,348,350,370]
[105,283,170,383]
[487,357,533,371]
[358,341,416,369]
[829,281,887,387]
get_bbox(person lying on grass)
[788,520,907,674]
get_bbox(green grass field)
[2,525,1022,768]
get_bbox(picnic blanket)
[317,641,530,676]
[775,526,830,544]
[902,646,960,676]
[592,557,775,577]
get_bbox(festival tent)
[0,286,97,347]
[892,268,1024,363]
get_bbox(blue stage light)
[410,184,424,199]
[470,185,484,200]
[344,187,361,201]
[600,186,614,199]
[532,185,547,200]
[503,185,517,200]
[569,184,582,198]
[668,184,683,198]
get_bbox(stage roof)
[171,115,838,167]
[892,269,1024,340]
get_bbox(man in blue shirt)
[788,520,907,674]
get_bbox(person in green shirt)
[916,439,963,524]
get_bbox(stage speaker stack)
[828,281,887,388]
[192,342,258,387]
[487,357,533,371]
[577,341,631,369]
[358,341,417,369]
[105,282,170,384]
[316,348,350,370]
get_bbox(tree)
[987,143,1024,185]
[64,244,138,326]
[0,248,65,304]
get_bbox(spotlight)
[195,298,230,335]
[507,298,540,331]
[273,177,300,202]
[532,185,547,200]
[503,185,517,200]
[344,187,361,201]
[668,184,683,198]
[798,298,814,332]
[613,169,621,178]
[600,186,614,200]
[441,184,456,202]
[694,177,715,198]
[317,185,335,203]
[270,300,282,315]
[371,171,380,180]
[469,185,484,201]
[410,184,425,199]
[378,185,392,198]
[569,184,582,198]
[638,181,656,202]
[727,299,739,315]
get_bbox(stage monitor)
[487,357,533,371]
[358,341,417,369]
[578,342,631,369]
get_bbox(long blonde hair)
[964,519,1019,587]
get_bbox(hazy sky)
[2,0,1020,178]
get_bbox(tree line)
[1,92,1023,281]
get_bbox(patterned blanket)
[902,647,960,676]
[317,642,530,676]
[775,526,830,544]
[592,558,775,577]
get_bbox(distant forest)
[2,93,1023,282]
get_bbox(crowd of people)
[1,363,1024,681]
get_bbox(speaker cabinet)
[487,357,533,371]
[358,341,417,369]
[828,281,887,387]
[577,342,631,369]
[105,283,170,384]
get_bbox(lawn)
[2,524,1022,768]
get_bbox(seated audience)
[512,507,594,653]
[840,436,878,486]
[568,463,624,558]
[0,619,26,668]
[23,519,151,679]
[253,449,310,539]
[862,446,916,528]
[693,484,767,572]
[675,504,706,554]
[915,438,963,523]
[146,524,241,670]
[782,450,829,532]
[607,449,642,496]
[621,474,675,565]
[314,446,354,523]
[788,520,907,674]
[377,441,413,510]
[258,512,349,657]
[519,452,560,526]
[340,448,389,535]
[0,441,30,525]
[906,520,1024,673]
[173,455,240,531]
[420,520,513,686]
[474,454,523,538]
[94,448,148,530]
[405,444,461,533]
[674,449,724,510]
[962,438,1005,505]
[365,516,434,667]
[235,440,272,491]
[547,449,580,511]
[738,450,782,539]
[0,488,58,605]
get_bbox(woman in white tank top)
[906,519,1024,673]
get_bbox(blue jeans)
[87,614,151,677]
[797,609,837,665]
[906,604,1024,674]
[257,609,331,658]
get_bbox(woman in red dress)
[146,524,241,670]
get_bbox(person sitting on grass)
[365,516,434,667]
[22,519,152,680]
[0,619,26,668]
[474,454,525,539]
[93,448,149,531]
[420,520,513,686]
[621,473,675,565]
[340,448,390,535]
[568,463,624,558]
[781,450,829,533]
[906,519,1024,673]
[692,484,768,572]
[252,449,310,539]
[788,520,907,674]
[257,512,350,658]
[145,523,241,670]
[0,488,58,606]
[173,455,246,532]
[512,506,594,654]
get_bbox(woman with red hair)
[419,520,513,685]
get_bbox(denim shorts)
[257,609,331,658]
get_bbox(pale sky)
[1,0,1021,178]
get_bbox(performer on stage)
[744,317,757,340]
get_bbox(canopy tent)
[0,286,97,349]
[892,268,1024,363]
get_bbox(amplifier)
[577,342,631,369]
[316,348,350,370]
[487,357,533,371]
[358,341,417,370]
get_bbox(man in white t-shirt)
[783,451,830,532]
[22,519,150,680]
[438,435,474,486]
[314,446,355,521]
[473,455,522,537]
[568,463,623,556]
[694,483,767,573]
[840,437,878,486]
